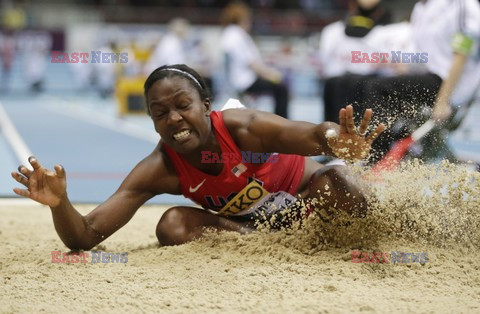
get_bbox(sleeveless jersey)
[163,111,305,212]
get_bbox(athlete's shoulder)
[221,107,258,132]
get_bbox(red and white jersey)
[163,110,305,211]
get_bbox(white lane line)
[43,95,159,144]
[0,102,33,167]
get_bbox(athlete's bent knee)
[309,165,346,191]
[309,165,368,217]
[156,207,190,246]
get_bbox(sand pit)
[1,162,479,313]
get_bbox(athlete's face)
[147,77,211,154]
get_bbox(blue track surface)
[0,93,191,205]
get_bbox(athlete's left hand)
[326,105,385,161]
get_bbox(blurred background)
[1,0,478,204]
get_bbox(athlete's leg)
[156,206,254,246]
[297,158,368,218]
[306,165,368,217]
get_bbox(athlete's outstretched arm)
[224,105,385,161]
[11,151,178,250]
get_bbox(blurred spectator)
[17,31,52,93]
[411,0,480,121]
[1,2,28,93]
[1,4,27,30]
[145,18,215,97]
[70,59,93,92]
[359,0,480,163]
[220,0,289,118]
[93,41,120,98]
[344,0,391,38]
[185,37,215,98]
[0,31,15,92]
[124,38,149,77]
[144,18,190,75]
[318,0,393,123]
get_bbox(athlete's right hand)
[11,156,67,207]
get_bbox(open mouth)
[173,129,192,141]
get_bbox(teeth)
[173,130,191,140]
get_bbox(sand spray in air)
[264,160,479,252]
[200,100,478,253]
[198,160,480,255]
